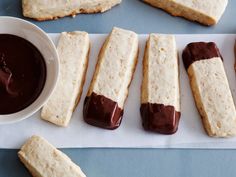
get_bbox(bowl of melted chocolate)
[0,17,59,124]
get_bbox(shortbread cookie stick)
[141,34,180,134]
[143,0,228,26]
[22,0,122,21]
[41,31,89,127]
[83,27,139,130]
[182,42,236,137]
[18,136,86,177]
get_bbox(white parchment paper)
[1,33,236,149]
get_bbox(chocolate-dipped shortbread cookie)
[183,42,236,137]
[141,34,181,134]
[83,27,139,130]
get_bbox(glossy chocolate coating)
[140,103,181,134]
[0,34,46,114]
[83,92,124,130]
[182,42,222,70]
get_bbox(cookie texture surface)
[87,27,138,108]
[141,34,180,111]
[143,0,228,25]
[83,27,139,129]
[18,136,86,177]
[22,0,122,21]
[183,42,236,137]
[41,31,90,127]
[141,34,180,134]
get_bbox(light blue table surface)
[1,1,236,177]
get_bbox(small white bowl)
[0,16,59,124]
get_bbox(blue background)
[1,0,236,176]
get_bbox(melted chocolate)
[0,34,46,114]
[0,55,17,96]
[140,103,181,134]
[182,42,222,70]
[83,92,123,130]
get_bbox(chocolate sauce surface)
[182,42,222,70]
[83,92,123,130]
[140,103,181,134]
[0,34,46,114]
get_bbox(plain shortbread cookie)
[41,31,90,127]
[143,0,228,25]
[22,0,122,21]
[18,135,86,177]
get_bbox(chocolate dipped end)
[83,92,124,130]
[140,103,181,134]
[182,42,222,70]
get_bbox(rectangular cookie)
[182,42,236,137]
[83,27,139,130]
[143,0,228,25]
[141,34,180,134]
[22,0,122,21]
[18,136,86,177]
[41,31,90,127]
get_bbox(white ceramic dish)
[0,17,59,124]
